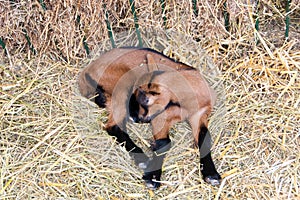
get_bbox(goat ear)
[146,54,159,72]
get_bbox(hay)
[1,0,299,199]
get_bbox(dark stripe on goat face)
[136,88,149,106]
[147,71,165,86]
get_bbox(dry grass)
[1,0,299,199]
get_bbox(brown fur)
[78,47,220,187]
[78,47,194,130]
[134,59,216,142]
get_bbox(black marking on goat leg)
[106,125,149,166]
[198,126,221,185]
[142,138,171,189]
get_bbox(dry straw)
[1,0,299,199]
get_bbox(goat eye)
[149,91,160,96]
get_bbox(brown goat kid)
[78,47,221,189]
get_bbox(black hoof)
[142,170,162,190]
[144,179,161,190]
[203,174,221,186]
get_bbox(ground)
[0,0,299,199]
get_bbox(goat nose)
[141,97,149,105]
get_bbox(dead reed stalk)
[0,0,299,199]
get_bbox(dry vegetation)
[0,0,299,199]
